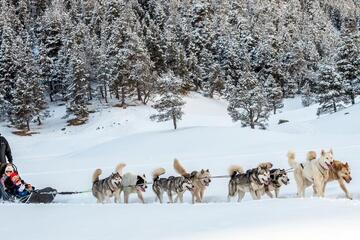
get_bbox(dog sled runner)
[1,185,57,204]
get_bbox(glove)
[18,184,25,192]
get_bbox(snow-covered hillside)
[1,93,360,240]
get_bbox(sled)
[20,187,57,204]
[1,185,57,204]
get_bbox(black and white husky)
[152,168,194,203]
[119,172,148,204]
[261,169,289,198]
[228,162,272,202]
[92,163,126,203]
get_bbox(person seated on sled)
[0,164,15,200]
[1,164,15,186]
[4,172,34,198]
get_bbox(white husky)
[288,149,334,197]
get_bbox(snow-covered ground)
[1,93,360,239]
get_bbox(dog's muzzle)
[203,179,210,186]
[137,185,147,192]
[344,176,352,183]
[282,178,290,185]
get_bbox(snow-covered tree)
[150,72,185,130]
[66,38,89,120]
[9,35,46,130]
[38,2,66,102]
[316,64,347,115]
[1,0,360,127]
[335,18,360,105]
[0,18,16,120]
[227,66,270,129]
[301,81,315,107]
[263,75,283,114]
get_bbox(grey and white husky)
[228,162,272,202]
[152,168,194,203]
[173,159,211,203]
[92,163,126,203]
[261,169,289,198]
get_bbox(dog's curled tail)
[258,162,273,169]
[116,163,126,175]
[92,169,102,183]
[174,159,190,177]
[228,165,244,177]
[152,167,166,180]
[287,151,298,169]
[306,151,317,161]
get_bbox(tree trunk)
[172,113,177,130]
[333,101,337,112]
[142,91,150,105]
[351,93,355,105]
[37,116,42,125]
[250,110,255,129]
[88,82,92,101]
[26,119,30,131]
[103,82,108,103]
[121,86,126,106]
[209,87,215,99]
[273,102,276,114]
[136,82,142,102]
[49,81,54,102]
[115,86,119,99]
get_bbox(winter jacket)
[3,176,32,198]
[0,135,13,164]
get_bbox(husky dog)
[118,172,147,204]
[228,162,272,202]
[152,168,168,203]
[288,149,334,198]
[152,167,194,203]
[92,163,126,203]
[321,159,352,199]
[173,159,211,203]
[261,169,290,198]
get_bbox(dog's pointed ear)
[206,169,209,172]
[329,148,334,155]
[143,174,146,178]
[201,169,205,174]
[321,149,325,156]
[345,162,349,167]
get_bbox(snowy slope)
[1,93,360,240]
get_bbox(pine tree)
[106,4,139,106]
[263,75,283,114]
[38,2,65,102]
[301,81,315,107]
[0,22,15,119]
[150,72,185,130]
[227,65,270,129]
[143,14,166,74]
[9,35,46,131]
[316,64,347,115]
[335,18,360,105]
[97,22,111,103]
[10,76,35,130]
[66,40,89,120]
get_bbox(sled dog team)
[92,149,353,203]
